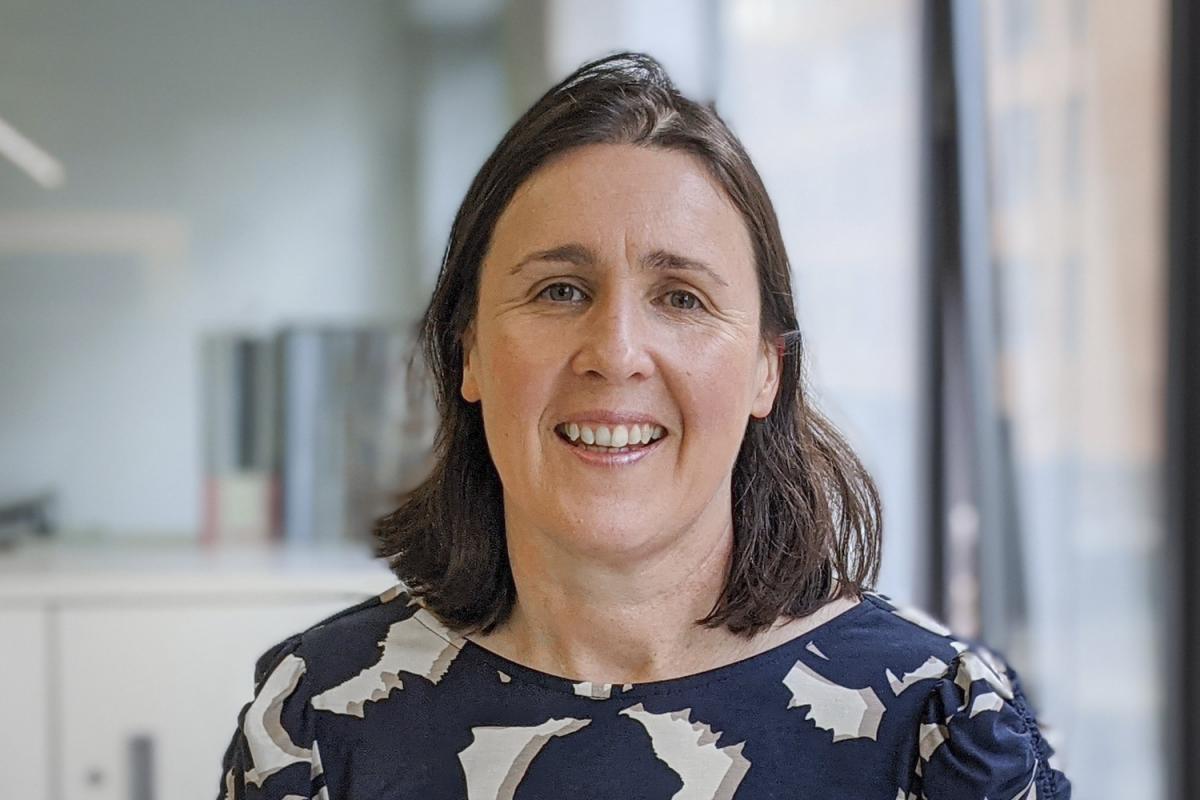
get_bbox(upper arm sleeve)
[911,646,1071,800]
[217,634,326,800]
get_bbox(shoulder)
[224,586,451,796]
[841,592,1071,799]
[802,591,974,678]
[249,585,406,683]
[250,584,466,717]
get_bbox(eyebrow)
[509,243,730,288]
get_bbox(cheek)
[478,327,560,425]
[672,338,763,422]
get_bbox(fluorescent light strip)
[0,114,65,188]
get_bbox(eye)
[539,282,587,303]
[665,289,703,311]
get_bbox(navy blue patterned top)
[218,586,1070,799]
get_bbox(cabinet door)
[57,597,362,800]
[0,608,50,800]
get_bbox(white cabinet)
[0,608,50,799]
[0,542,397,799]
[58,601,349,800]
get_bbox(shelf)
[0,537,398,603]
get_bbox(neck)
[468,484,789,683]
[466,484,861,683]
[502,531,746,683]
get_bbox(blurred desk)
[0,538,397,800]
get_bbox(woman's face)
[462,143,781,565]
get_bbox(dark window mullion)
[1165,0,1200,796]
[918,0,957,621]
[947,0,1027,654]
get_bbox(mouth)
[553,421,667,454]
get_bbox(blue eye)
[540,283,586,303]
[666,290,702,310]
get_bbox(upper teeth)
[558,422,665,446]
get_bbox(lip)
[554,409,666,428]
[554,428,664,467]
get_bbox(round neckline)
[456,593,877,699]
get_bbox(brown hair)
[374,52,882,636]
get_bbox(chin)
[551,514,680,560]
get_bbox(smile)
[554,422,666,452]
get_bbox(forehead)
[486,143,753,271]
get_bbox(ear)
[750,335,783,419]
[460,323,481,403]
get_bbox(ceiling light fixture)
[0,114,65,189]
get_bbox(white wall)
[0,0,420,536]
[544,0,716,99]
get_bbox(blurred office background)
[1,1,1195,798]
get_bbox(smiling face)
[461,143,781,566]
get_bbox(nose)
[570,290,655,382]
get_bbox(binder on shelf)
[277,323,427,546]
[200,322,432,548]
[278,327,354,545]
[200,334,278,545]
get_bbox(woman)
[219,53,1070,799]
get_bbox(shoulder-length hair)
[374,51,882,637]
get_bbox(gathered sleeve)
[217,635,327,800]
[908,644,1071,800]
